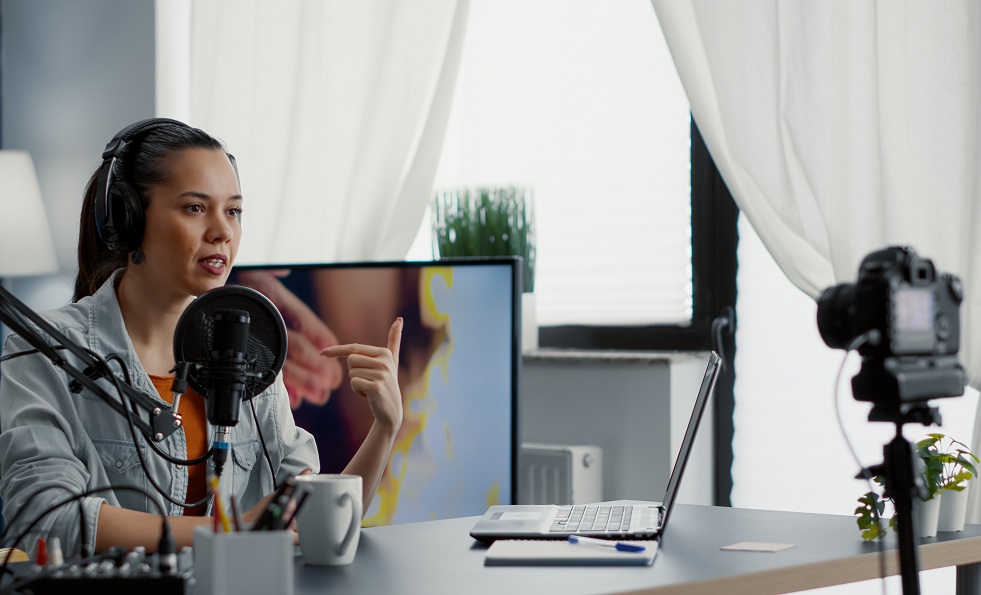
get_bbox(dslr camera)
[817,246,966,407]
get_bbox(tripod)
[864,404,939,595]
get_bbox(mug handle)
[335,492,359,556]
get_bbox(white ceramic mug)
[295,474,362,565]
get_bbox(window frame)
[537,120,739,506]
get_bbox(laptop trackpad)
[494,512,544,521]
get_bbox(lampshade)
[0,151,58,276]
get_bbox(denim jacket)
[0,271,319,555]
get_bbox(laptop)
[470,351,721,542]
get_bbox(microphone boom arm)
[0,284,181,442]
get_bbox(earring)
[131,248,145,265]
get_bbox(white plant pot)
[938,485,970,532]
[914,494,942,538]
[521,292,538,352]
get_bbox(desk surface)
[294,504,981,595]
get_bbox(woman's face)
[137,148,242,300]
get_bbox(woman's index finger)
[388,317,403,368]
[320,343,383,359]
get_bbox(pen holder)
[193,526,294,595]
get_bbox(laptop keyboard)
[548,505,632,533]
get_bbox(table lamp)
[0,151,58,278]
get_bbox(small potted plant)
[432,186,537,349]
[854,432,978,540]
[917,433,978,532]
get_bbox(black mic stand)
[0,284,183,443]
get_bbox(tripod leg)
[886,435,921,595]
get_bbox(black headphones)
[94,118,189,254]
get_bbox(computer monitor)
[227,259,519,526]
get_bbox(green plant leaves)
[855,492,887,541]
[432,186,536,292]
[855,433,979,540]
[915,433,980,495]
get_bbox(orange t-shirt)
[149,375,209,516]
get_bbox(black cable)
[0,484,166,590]
[832,333,888,595]
[84,347,211,511]
[101,352,215,466]
[148,437,215,466]
[0,485,87,576]
[3,341,212,503]
[710,307,734,371]
[0,346,68,363]
[251,396,278,492]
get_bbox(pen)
[280,491,310,530]
[254,480,295,531]
[568,535,646,552]
[210,476,232,533]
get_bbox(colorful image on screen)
[228,260,517,525]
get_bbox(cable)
[101,352,215,466]
[85,347,211,511]
[0,484,166,590]
[832,332,887,595]
[0,485,87,576]
[3,341,212,507]
[251,395,278,492]
[0,346,67,363]
[710,307,734,371]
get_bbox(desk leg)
[957,563,981,595]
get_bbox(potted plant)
[432,186,538,349]
[854,432,978,540]
[916,433,979,532]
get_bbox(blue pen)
[568,535,646,552]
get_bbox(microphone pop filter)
[173,285,287,400]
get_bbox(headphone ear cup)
[95,118,187,254]
[103,178,145,254]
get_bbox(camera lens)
[816,283,858,349]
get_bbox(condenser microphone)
[173,285,288,477]
[206,308,250,477]
[206,309,250,427]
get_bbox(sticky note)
[720,542,796,553]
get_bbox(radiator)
[519,443,603,505]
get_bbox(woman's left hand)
[320,318,404,433]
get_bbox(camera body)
[818,246,962,358]
[817,246,965,405]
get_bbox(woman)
[0,119,403,555]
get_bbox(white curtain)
[652,1,981,518]
[185,0,469,263]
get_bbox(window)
[407,0,694,328]
[403,1,739,504]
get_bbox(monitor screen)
[228,259,519,525]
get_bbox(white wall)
[1,0,156,309]
[521,351,714,505]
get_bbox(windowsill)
[522,348,707,365]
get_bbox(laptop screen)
[658,352,721,534]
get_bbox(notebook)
[484,538,658,566]
[470,351,721,542]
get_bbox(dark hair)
[73,122,228,302]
